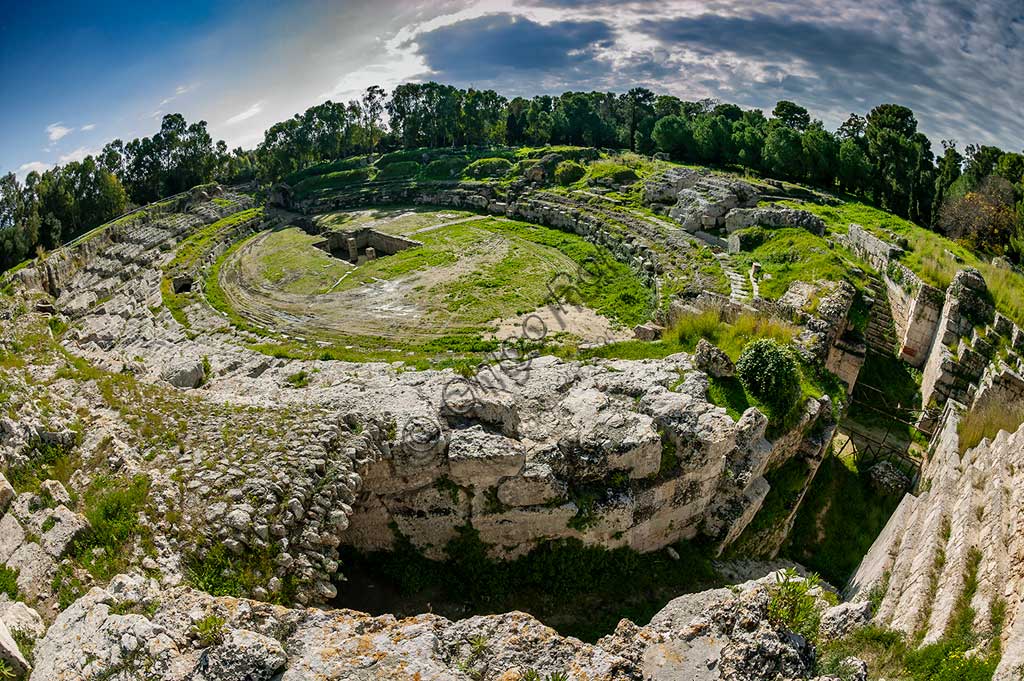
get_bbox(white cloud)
[225,101,264,125]
[46,122,72,141]
[159,83,197,108]
[58,146,95,163]
[16,161,51,180]
[81,123,96,131]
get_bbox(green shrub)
[767,568,822,641]
[0,565,18,600]
[554,160,586,185]
[464,157,513,179]
[736,339,802,416]
[423,157,469,180]
[192,614,226,647]
[375,160,420,180]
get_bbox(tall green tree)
[865,104,920,216]
[772,100,811,131]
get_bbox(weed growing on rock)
[767,568,823,641]
[192,614,226,647]
[0,565,18,600]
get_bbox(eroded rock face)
[28,571,845,681]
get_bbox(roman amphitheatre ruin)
[2,146,1024,680]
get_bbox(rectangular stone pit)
[311,227,422,265]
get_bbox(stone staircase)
[716,253,751,303]
[864,275,898,355]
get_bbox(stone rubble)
[26,571,859,681]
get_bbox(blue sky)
[2,0,1022,178]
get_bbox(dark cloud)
[638,13,943,94]
[414,14,614,83]
[403,1,1023,150]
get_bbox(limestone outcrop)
[27,571,847,681]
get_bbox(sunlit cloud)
[58,146,95,163]
[46,123,72,141]
[225,101,264,125]
[16,160,51,180]
[81,123,96,131]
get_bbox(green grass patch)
[185,543,296,604]
[292,167,373,199]
[375,160,421,180]
[71,474,152,580]
[167,207,263,274]
[707,375,750,420]
[0,565,18,600]
[283,156,369,186]
[252,227,352,295]
[733,227,869,300]
[5,439,79,494]
[785,451,903,586]
[795,200,1024,326]
[463,157,513,179]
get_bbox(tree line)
[3,82,1023,272]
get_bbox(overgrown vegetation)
[337,526,718,642]
[818,546,1002,681]
[733,226,870,300]
[767,568,830,641]
[0,565,18,600]
[185,544,296,605]
[786,451,904,586]
[71,474,153,580]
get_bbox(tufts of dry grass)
[958,400,1024,455]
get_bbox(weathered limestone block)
[195,628,288,681]
[446,425,525,487]
[723,207,826,235]
[0,513,24,562]
[472,503,578,554]
[382,485,471,558]
[0,474,13,514]
[0,601,46,640]
[40,505,90,557]
[694,338,735,378]
[0,617,30,679]
[39,479,72,507]
[7,542,56,601]
[497,462,566,507]
[161,357,206,389]
[569,405,662,480]
[819,601,872,641]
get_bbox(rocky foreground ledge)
[17,572,868,681]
